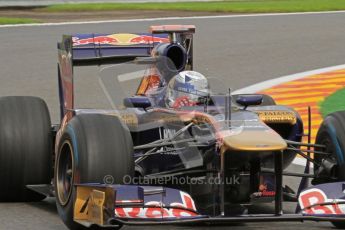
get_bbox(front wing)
[73,182,345,228]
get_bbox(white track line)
[1,10,345,28]
[233,64,345,94]
[234,64,345,166]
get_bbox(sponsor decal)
[160,127,177,140]
[299,188,345,214]
[73,35,118,46]
[108,113,138,126]
[130,35,169,44]
[251,173,276,198]
[114,191,198,218]
[72,34,169,46]
[256,110,296,125]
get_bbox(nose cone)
[221,129,287,152]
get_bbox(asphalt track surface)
[1,11,345,229]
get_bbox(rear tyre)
[0,96,52,202]
[314,111,345,229]
[55,114,134,230]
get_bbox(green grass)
[320,88,345,118]
[0,17,40,25]
[42,0,345,13]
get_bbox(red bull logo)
[129,35,169,44]
[73,33,169,46]
[114,191,198,219]
[72,36,117,46]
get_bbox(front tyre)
[314,111,345,229]
[55,114,134,229]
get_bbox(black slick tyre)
[0,96,52,202]
[315,111,345,229]
[55,114,134,229]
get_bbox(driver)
[165,71,210,109]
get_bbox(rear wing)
[57,25,195,120]
[61,33,169,65]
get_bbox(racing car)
[1,25,345,230]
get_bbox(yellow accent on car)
[221,129,287,152]
[74,185,115,226]
[256,111,297,125]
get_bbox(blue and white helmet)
[165,71,210,107]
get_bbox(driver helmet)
[165,71,210,108]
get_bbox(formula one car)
[1,25,345,230]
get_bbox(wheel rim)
[56,140,74,206]
[315,134,338,180]
[323,138,337,176]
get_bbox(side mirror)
[123,96,152,109]
[236,95,263,109]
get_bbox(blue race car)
[1,25,344,230]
